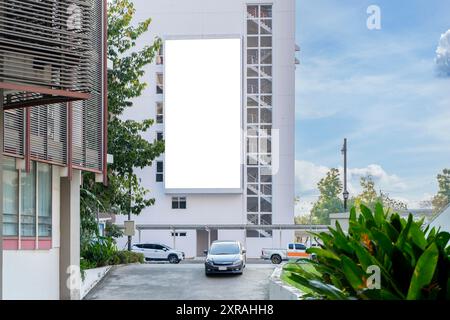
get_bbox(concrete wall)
[3,249,60,300]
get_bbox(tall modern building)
[0,0,107,299]
[116,0,297,258]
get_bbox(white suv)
[132,243,185,264]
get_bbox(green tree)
[82,0,164,232]
[358,175,378,207]
[310,168,344,224]
[432,169,450,214]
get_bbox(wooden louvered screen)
[2,0,105,173]
[0,0,94,109]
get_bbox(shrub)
[286,203,450,300]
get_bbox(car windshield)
[209,243,240,255]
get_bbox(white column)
[59,169,81,300]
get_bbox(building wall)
[2,159,64,299]
[117,0,296,258]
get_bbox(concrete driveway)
[85,263,275,300]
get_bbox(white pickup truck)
[261,243,313,264]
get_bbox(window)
[172,197,187,209]
[156,45,164,65]
[156,131,164,141]
[156,73,164,94]
[156,102,164,124]
[171,232,187,237]
[295,244,307,250]
[2,159,52,239]
[3,157,19,236]
[154,244,165,251]
[247,197,258,212]
[288,244,294,250]
[21,163,36,237]
[156,161,163,182]
[38,163,52,237]
[143,244,155,249]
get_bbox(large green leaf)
[396,214,413,250]
[306,247,341,261]
[287,272,351,300]
[409,222,427,251]
[370,228,394,257]
[406,242,439,300]
[360,204,375,224]
[374,202,385,226]
[341,256,367,292]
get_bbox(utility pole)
[128,167,132,251]
[341,138,349,211]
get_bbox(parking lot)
[85,262,275,300]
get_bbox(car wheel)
[205,270,211,277]
[271,254,282,264]
[168,254,179,264]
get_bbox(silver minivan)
[204,240,246,275]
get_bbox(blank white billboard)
[164,38,242,193]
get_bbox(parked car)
[261,243,313,264]
[132,243,185,264]
[204,240,246,276]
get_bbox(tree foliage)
[82,0,164,227]
[431,169,450,214]
[311,168,344,224]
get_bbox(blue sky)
[294,0,450,214]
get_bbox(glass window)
[247,67,259,77]
[247,154,258,166]
[156,161,163,182]
[260,5,272,18]
[260,214,272,225]
[247,125,259,137]
[260,137,272,153]
[247,214,258,225]
[247,197,258,212]
[261,184,272,196]
[260,167,272,183]
[172,197,186,209]
[260,36,272,48]
[247,36,258,47]
[156,102,163,124]
[156,132,164,141]
[156,73,164,94]
[247,167,258,183]
[247,5,259,18]
[260,197,272,212]
[261,95,272,107]
[261,79,272,94]
[260,19,272,34]
[295,244,307,250]
[38,163,52,237]
[247,137,258,153]
[260,154,272,166]
[246,230,259,238]
[260,49,272,65]
[3,157,19,236]
[156,45,164,65]
[260,108,272,124]
[247,96,259,107]
[247,79,258,94]
[247,108,258,124]
[247,20,259,35]
[288,244,294,250]
[260,66,272,77]
[247,184,258,196]
[21,163,36,237]
[247,49,258,64]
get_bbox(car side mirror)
[242,249,246,254]
[203,250,208,255]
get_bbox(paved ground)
[85,263,275,300]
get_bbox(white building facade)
[117,0,297,258]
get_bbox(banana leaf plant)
[285,203,450,300]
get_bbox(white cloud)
[436,29,450,76]
[294,160,409,215]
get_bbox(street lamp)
[341,138,349,211]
